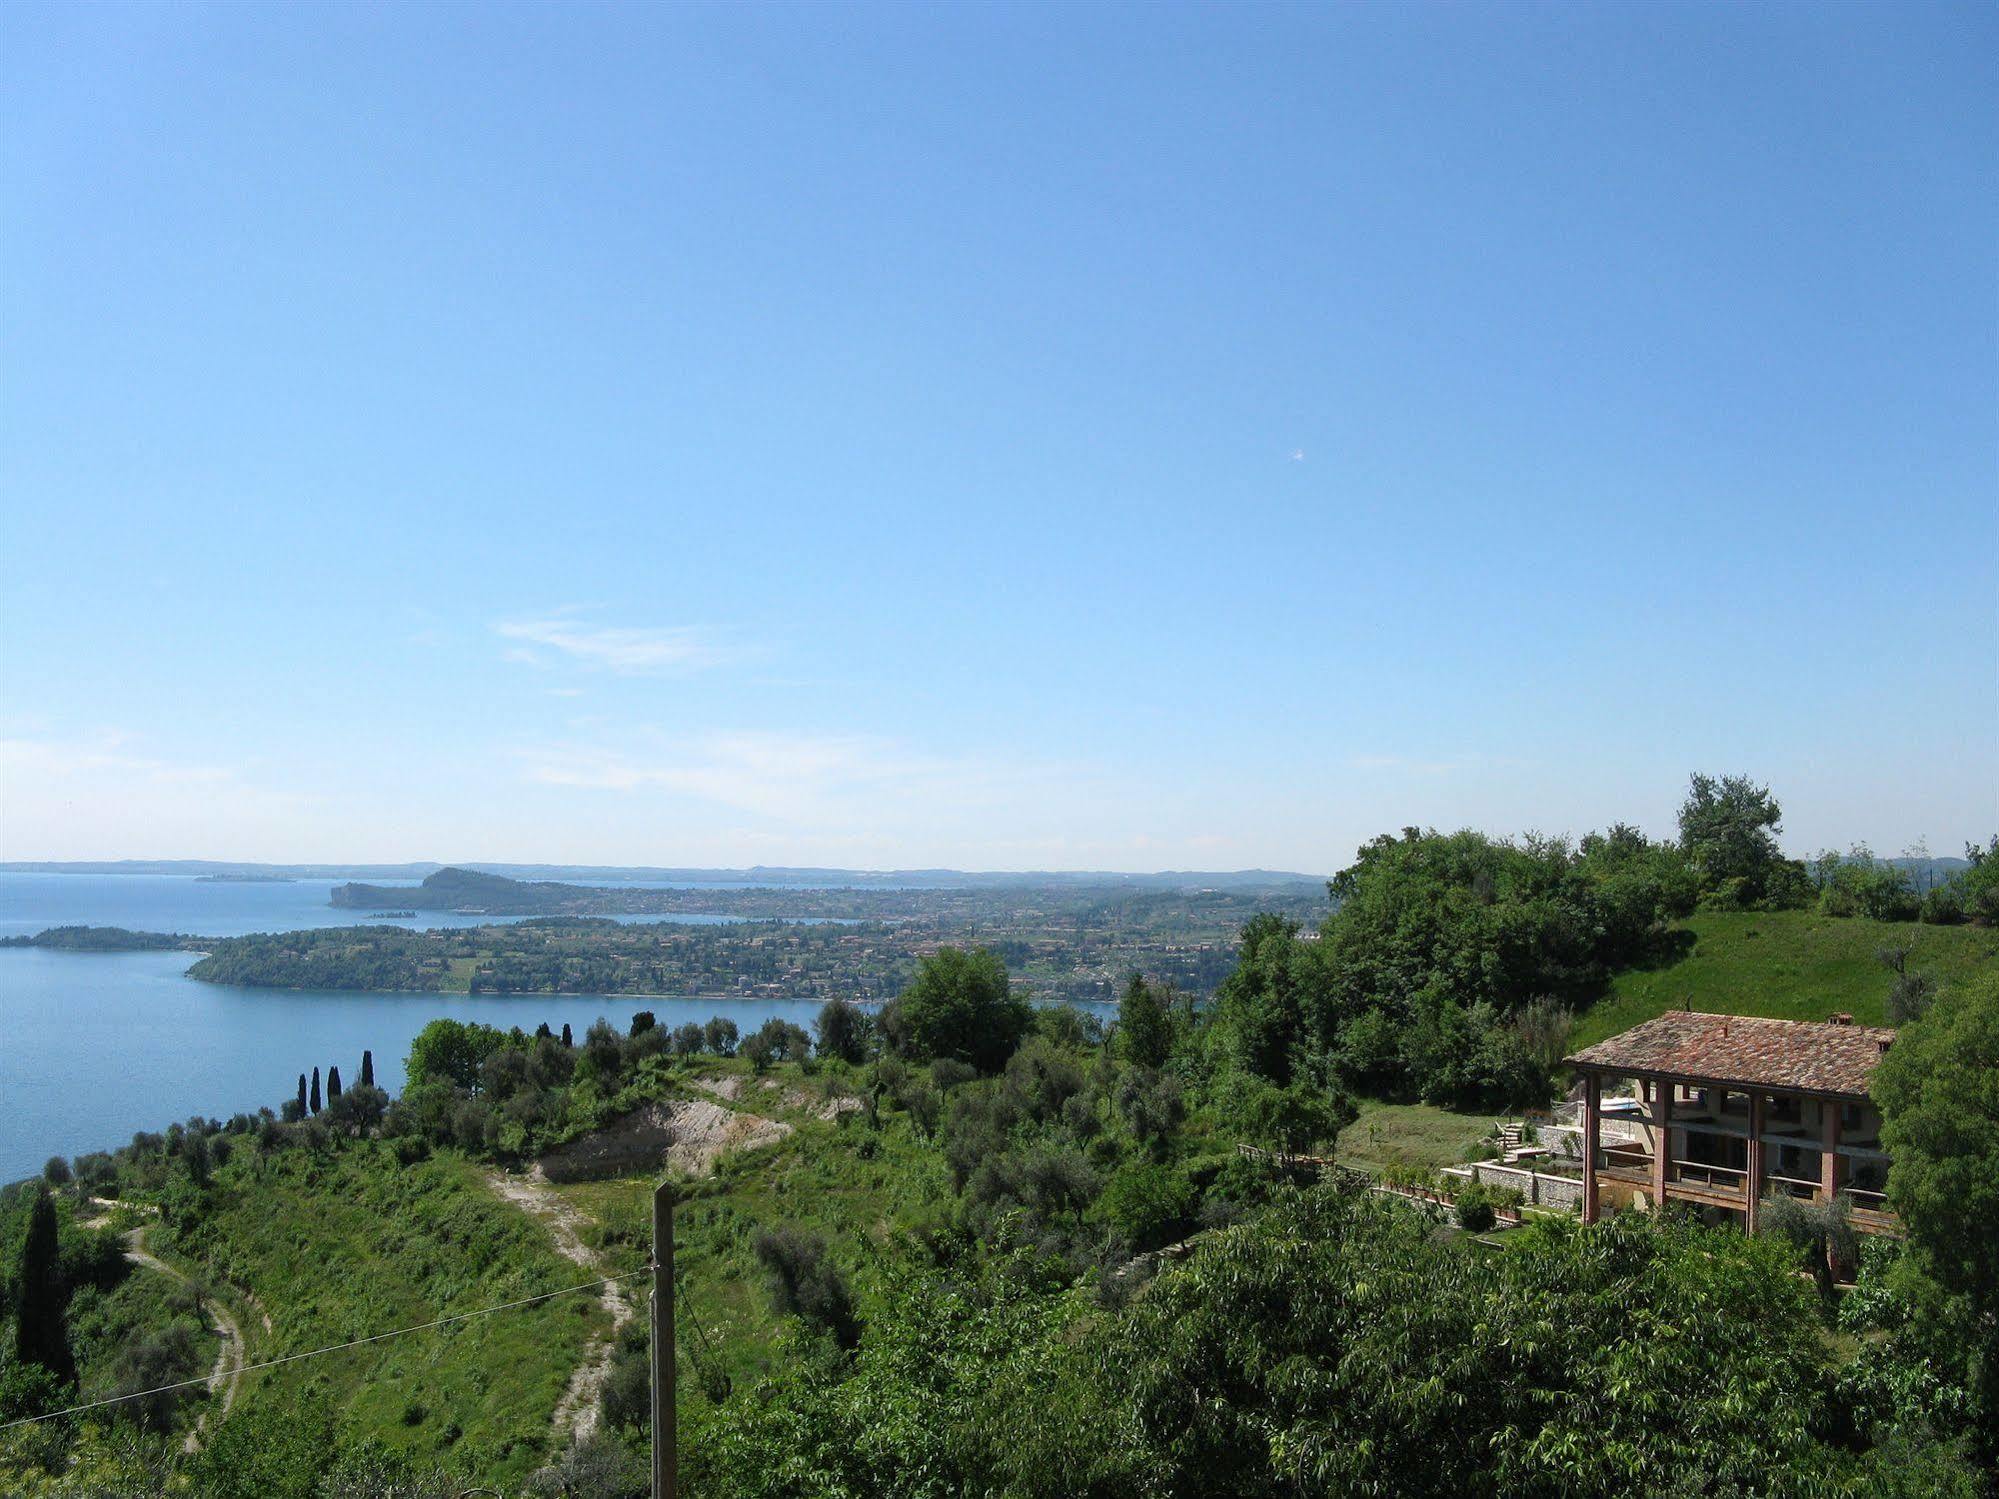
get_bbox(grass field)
[1569,910,1998,1052]
[1334,1101,1504,1173]
[161,1143,605,1484]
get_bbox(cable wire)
[0,1267,652,1432]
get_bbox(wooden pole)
[651,1180,675,1499]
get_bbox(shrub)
[1454,1182,1499,1233]
[815,997,873,1064]
[752,1225,861,1350]
[1094,1161,1198,1252]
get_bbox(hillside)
[157,1146,606,1484]
[1569,909,1999,1051]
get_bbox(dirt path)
[484,1167,635,1444]
[119,1222,247,1453]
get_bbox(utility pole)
[651,1180,676,1499]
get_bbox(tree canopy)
[880,947,1033,1073]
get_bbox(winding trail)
[483,1167,634,1444]
[80,1202,246,1453]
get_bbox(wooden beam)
[1744,1091,1764,1235]
[1651,1076,1672,1212]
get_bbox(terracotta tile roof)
[1564,1011,1895,1098]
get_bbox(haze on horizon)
[2,5,1993,873]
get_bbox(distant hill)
[9,859,1324,890]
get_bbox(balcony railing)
[1668,1159,1746,1197]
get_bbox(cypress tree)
[327,1065,342,1103]
[561,1022,573,1048]
[296,1074,308,1116]
[359,1049,374,1089]
[309,1067,322,1115]
[14,1185,74,1384]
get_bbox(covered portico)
[1566,1011,1898,1238]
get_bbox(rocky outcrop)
[536,1098,791,1182]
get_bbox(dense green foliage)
[1873,967,1999,1460]
[1209,823,1700,1109]
[877,947,1032,1072]
[692,1186,1969,1498]
[0,926,192,951]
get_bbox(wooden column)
[1744,1091,1764,1234]
[1581,1072,1601,1224]
[1819,1099,1842,1200]
[1651,1077,1673,1212]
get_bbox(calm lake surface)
[0,872,947,1185]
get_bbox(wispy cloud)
[515,731,1076,826]
[494,615,736,675]
[0,729,313,857]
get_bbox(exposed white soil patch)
[483,1167,633,1444]
[537,1098,791,1183]
[690,1074,864,1122]
[692,1074,749,1102]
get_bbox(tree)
[704,1016,739,1056]
[13,1185,74,1384]
[326,1065,343,1103]
[671,1021,706,1056]
[406,1018,508,1090]
[561,1021,574,1048]
[296,1074,308,1118]
[630,1010,657,1037]
[309,1067,322,1115]
[1759,1192,1857,1301]
[752,1225,861,1351]
[42,1156,71,1188]
[359,1049,375,1089]
[1678,772,1788,905]
[879,947,1032,1073]
[815,996,873,1064]
[1117,974,1173,1069]
[1873,968,1999,1452]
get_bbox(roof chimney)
[1828,1012,1853,1027]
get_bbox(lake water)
[0,872,944,1185]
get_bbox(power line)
[0,1268,651,1432]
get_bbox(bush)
[752,1225,861,1350]
[1454,1182,1499,1232]
[1094,1161,1198,1252]
[1921,884,1967,925]
[815,997,873,1064]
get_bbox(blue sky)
[3,2,1993,871]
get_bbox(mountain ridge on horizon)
[0,859,1332,890]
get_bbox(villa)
[1563,1010,1898,1240]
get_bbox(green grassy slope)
[1570,910,1999,1051]
[160,1144,605,1484]
[551,1066,956,1408]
